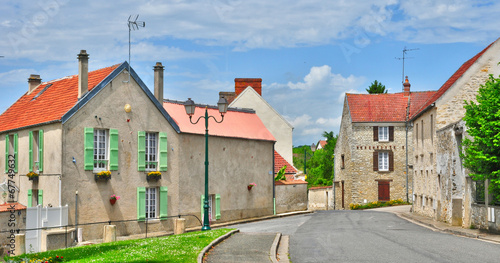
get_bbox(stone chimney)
[78,50,89,99]
[28,74,42,94]
[403,76,411,97]
[153,62,164,103]
[235,78,262,96]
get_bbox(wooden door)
[378,181,390,202]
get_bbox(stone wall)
[0,208,25,252]
[275,183,308,214]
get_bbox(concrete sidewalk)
[203,232,277,263]
[374,205,500,244]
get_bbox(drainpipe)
[75,190,78,242]
[333,155,336,210]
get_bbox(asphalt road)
[231,210,500,263]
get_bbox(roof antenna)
[125,15,145,83]
[395,47,418,91]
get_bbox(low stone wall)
[275,183,307,214]
[308,186,333,211]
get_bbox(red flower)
[61,256,64,259]
[56,256,59,258]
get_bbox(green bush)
[349,199,410,210]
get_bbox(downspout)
[333,155,336,210]
[272,143,276,215]
[405,95,411,205]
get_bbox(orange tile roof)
[317,140,327,148]
[274,151,298,174]
[163,100,276,142]
[0,202,26,212]
[308,186,332,190]
[347,91,435,123]
[275,179,307,185]
[410,40,496,120]
[0,64,119,132]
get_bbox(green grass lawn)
[6,228,233,263]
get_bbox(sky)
[1,0,500,146]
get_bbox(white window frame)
[94,129,108,171]
[378,126,389,142]
[145,132,158,171]
[378,152,389,171]
[145,187,158,219]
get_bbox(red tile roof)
[163,100,276,142]
[0,202,26,212]
[317,140,327,149]
[410,41,496,120]
[347,91,436,123]
[0,65,119,132]
[274,151,298,174]
[308,186,332,190]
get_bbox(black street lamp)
[184,97,228,231]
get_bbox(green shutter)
[137,131,145,171]
[109,129,119,171]
[5,135,9,173]
[38,130,43,172]
[201,195,205,219]
[38,190,43,206]
[215,194,221,220]
[13,134,18,173]
[27,189,32,207]
[159,186,168,220]
[137,187,146,221]
[84,128,94,171]
[159,132,168,171]
[29,131,33,172]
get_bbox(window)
[137,186,168,221]
[29,130,43,173]
[379,127,389,141]
[145,187,158,219]
[421,120,424,144]
[84,128,118,171]
[430,115,434,144]
[4,134,18,173]
[415,123,419,149]
[138,131,168,172]
[145,133,158,171]
[94,129,108,171]
[373,151,393,172]
[341,154,345,169]
[379,152,389,171]
[27,189,43,207]
[201,194,221,222]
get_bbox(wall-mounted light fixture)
[124,104,132,113]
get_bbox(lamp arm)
[208,114,224,124]
[188,115,205,125]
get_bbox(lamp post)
[184,97,228,231]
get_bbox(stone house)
[220,78,294,166]
[334,81,435,209]
[410,38,500,229]
[0,50,276,241]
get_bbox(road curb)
[270,232,281,263]
[197,229,239,263]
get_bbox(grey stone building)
[334,79,435,209]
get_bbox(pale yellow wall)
[230,87,294,165]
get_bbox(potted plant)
[27,171,39,181]
[95,170,111,181]
[247,182,257,190]
[110,194,120,205]
[147,171,161,182]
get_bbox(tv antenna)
[395,47,419,91]
[126,15,145,82]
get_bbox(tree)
[462,74,500,201]
[304,131,338,187]
[366,80,387,94]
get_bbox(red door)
[378,181,390,202]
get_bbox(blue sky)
[1,0,500,146]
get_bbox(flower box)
[94,171,111,181]
[147,171,161,182]
[27,172,39,182]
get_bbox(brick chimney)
[153,62,164,103]
[235,78,262,96]
[403,76,411,97]
[28,74,42,94]
[77,50,89,99]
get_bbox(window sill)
[145,218,161,224]
[377,170,391,173]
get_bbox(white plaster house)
[220,78,294,166]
